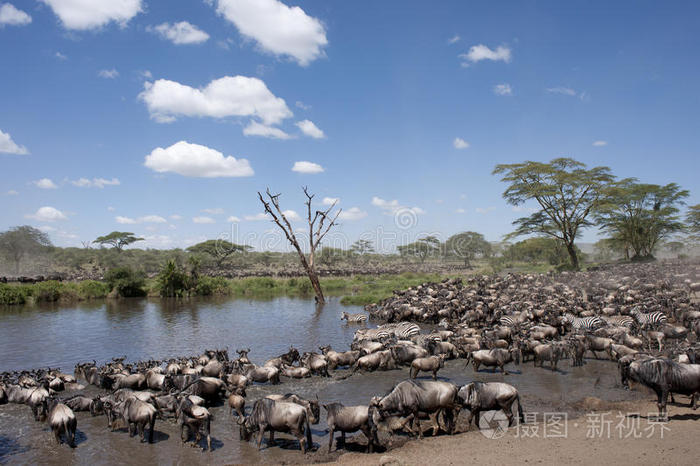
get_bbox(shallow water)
[0,296,646,464]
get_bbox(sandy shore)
[324,399,700,466]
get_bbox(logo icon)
[478,410,510,439]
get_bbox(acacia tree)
[94,231,144,251]
[0,225,52,274]
[687,204,700,240]
[595,179,688,260]
[186,240,251,267]
[258,187,340,304]
[445,231,492,267]
[397,235,441,263]
[493,157,614,270]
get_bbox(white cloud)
[292,161,324,174]
[115,214,166,224]
[38,225,56,232]
[546,87,577,96]
[150,21,209,45]
[460,44,511,65]
[7,190,18,195]
[227,216,240,222]
[455,208,466,214]
[322,197,339,205]
[26,206,67,222]
[107,206,115,211]
[296,119,325,139]
[98,68,119,79]
[282,209,301,221]
[476,206,496,214]
[39,0,143,31]
[371,197,425,217]
[215,0,328,66]
[193,216,216,224]
[202,208,224,215]
[55,51,67,60]
[243,121,292,139]
[0,3,32,26]
[447,35,460,45]
[169,214,182,220]
[512,206,538,213]
[295,100,310,110]
[0,129,28,154]
[493,83,513,96]
[453,137,469,149]
[34,178,58,189]
[71,177,120,188]
[145,141,254,178]
[339,207,367,221]
[244,213,268,221]
[139,75,292,125]
[593,140,608,147]
[115,216,135,224]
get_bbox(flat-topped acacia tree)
[258,187,341,304]
[94,231,144,252]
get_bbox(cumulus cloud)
[34,178,58,189]
[453,137,469,149]
[460,44,511,65]
[0,129,28,154]
[40,0,143,31]
[282,209,301,221]
[150,21,209,45]
[292,161,324,174]
[71,177,120,188]
[244,213,268,221]
[202,208,224,215]
[145,141,254,178]
[227,216,240,222]
[296,119,325,139]
[339,207,367,221]
[493,83,513,96]
[0,3,32,26]
[26,206,67,222]
[193,216,216,224]
[116,216,136,224]
[371,197,425,216]
[322,197,339,205]
[214,0,328,66]
[98,68,119,79]
[243,121,292,139]
[139,75,292,125]
[593,140,608,147]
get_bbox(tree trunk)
[566,242,579,270]
[308,269,325,304]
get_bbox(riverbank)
[0,273,449,307]
[326,399,700,466]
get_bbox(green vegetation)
[0,225,52,274]
[104,267,147,297]
[94,231,144,251]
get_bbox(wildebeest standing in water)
[43,397,77,447]
[457,382,524,429]
[239,398,312,453]
[323,402,374,453]
[104,398,157,443]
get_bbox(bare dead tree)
[258,186,341,304]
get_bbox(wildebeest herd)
[0,261,699,456]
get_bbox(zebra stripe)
[631,310,668,328]
[562,313,605,332]
[378,322,421,339]
[341,312,368,323]
[601,316,635,328]
[499,316,516,327]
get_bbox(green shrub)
[194,276,230,296]
[0,284,30,305]
[79,280,111,299]
[155,260,189,297]
[32,281,63,302]
[105,267,147,297]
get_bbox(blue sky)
[1,0,698,251]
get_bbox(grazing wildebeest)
[228,391,246,418]
[43,397,77,447]
[104,398,157,443]
[466,348,520,374]
[457,382,524,430]
[323,402,373,453]
[369,380,458,438]
[410,355,446,380]
[623,358,700,419]
[239,398,312,453]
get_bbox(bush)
[105,267,147,297]
[32,281,63,302]
[0,284,30,305]
[194,276,230,296]
[155,260,189,297]
[79,280,111,299]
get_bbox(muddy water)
[0,297,645,464]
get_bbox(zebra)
[630,309,668,329]
[340,312,368,323]
[378,322,421,339]
[499,316,517,327]
[601,315,635,328]
[561,313,606,332]
[353,328,391,342]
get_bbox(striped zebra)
[631,310,668,328]
[378,322,421,339]
[353,328,391,342]
[561,313,606,332]
[499,316,517,327]
[601,315,635,328]
[340,312,368,323]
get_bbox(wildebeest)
[104,398,157,443]
[409,355,446,380]
[239,398,312,453]
[177,396,212,451]
[389,343,428,366]
[369,380,458,438]
[323,402,373,453]
[178,377,227,404]
[27,386,50,421]
[585,335,614,360]
[43,397,77,447]
[622,358,700,419]
[301,352,330,377]
[112,373,146,390]
[457,382,524,429]
[319,345,360,369]
[466,348,520,374]
[266,393,320,424]
[264,347,301,369]
[63,394,103,416]
[228,391,246,418]
[351,340,385,356]
[350,350,396,375]
[533,343,564,371]
[281,365,311,378]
